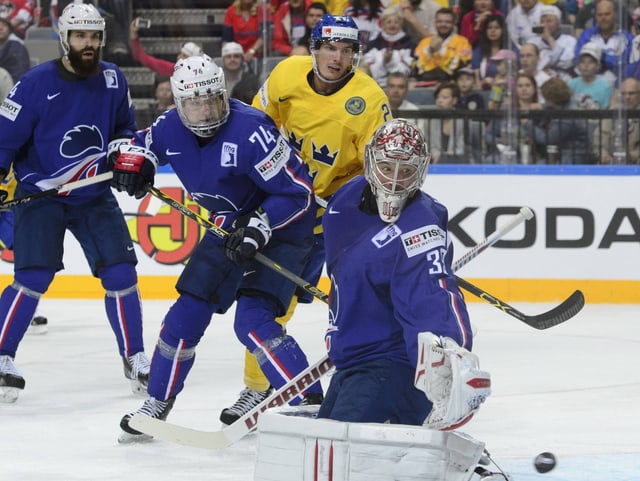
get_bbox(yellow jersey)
[252,55,391,200]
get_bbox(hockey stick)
[147,186,329,303]
[131,282,585,449]
[129,205,556,449]
[130,355,335,449]
[452,207,533,272]
[0,172,114,211]
[455,276,584,330]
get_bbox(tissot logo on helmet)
[74,19,104,25]
[184,78,217,89]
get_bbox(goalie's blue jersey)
[134,98,314,240]
[322,176,473,370]
[0,60,135,204]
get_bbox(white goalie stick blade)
[129,355,335,449]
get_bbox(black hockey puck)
[534,452,556,473]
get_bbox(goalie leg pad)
[415,332,491,431]
[255,406,485,481]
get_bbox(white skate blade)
[117,430,154,444]
[129,379,148,398]
[0,385,20,403]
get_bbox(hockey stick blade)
[128,355,335,449]
[455,276,585,330]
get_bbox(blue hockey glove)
[111,145,158,199]
[223,208,272,264]
[106,138,133,171]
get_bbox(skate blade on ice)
[129,379,148,398]
[117,430,154,444]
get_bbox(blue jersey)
[136,99,314,240]
[323,176,472,370]
[0,59,135,204]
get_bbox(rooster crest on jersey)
[364,119,430,223]
[59,125,104,158]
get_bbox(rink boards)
[1,164,638,303]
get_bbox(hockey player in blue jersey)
[0,3,151,403]
[114,55,323,440]
[318,119,490,428]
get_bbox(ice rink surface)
[2,298,639,481]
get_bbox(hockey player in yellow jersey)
[219,14,391,425]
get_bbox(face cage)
[175,91,230,138]
[310,41,361,84]
[364,146,429,223]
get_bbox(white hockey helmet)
[58,2,106,56]
[171,55,229,138]
[364,119,430,223]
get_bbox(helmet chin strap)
[311,52,353,84]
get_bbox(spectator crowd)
[3,0,640,163]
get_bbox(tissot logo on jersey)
[0,98,21,121]
[401,225,446,257]
[255,137,290,181]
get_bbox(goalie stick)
[455,276,584,330]
[130,281,585,449]
[129,200,551,449]
[0,172,114,211]
[130,355,335,449]
[452,207,533,272]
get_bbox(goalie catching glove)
[109,143,158,199]
[415,332,491,431]
[223,207,271,264]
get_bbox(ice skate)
[219,386,273,425]
[27,315,48,335]
[0,355,25,403]
[118,396,175,444]
[122,352,150,397]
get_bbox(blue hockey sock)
[235,295,322,403]
[100,263,144,357]
[0,283,41,357]
[147,294,217,400]
[252,334,323,405]
[104,284,144,357]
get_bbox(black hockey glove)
[106,138,133,171]
[223,208,272,264]
[111,145,158,199]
